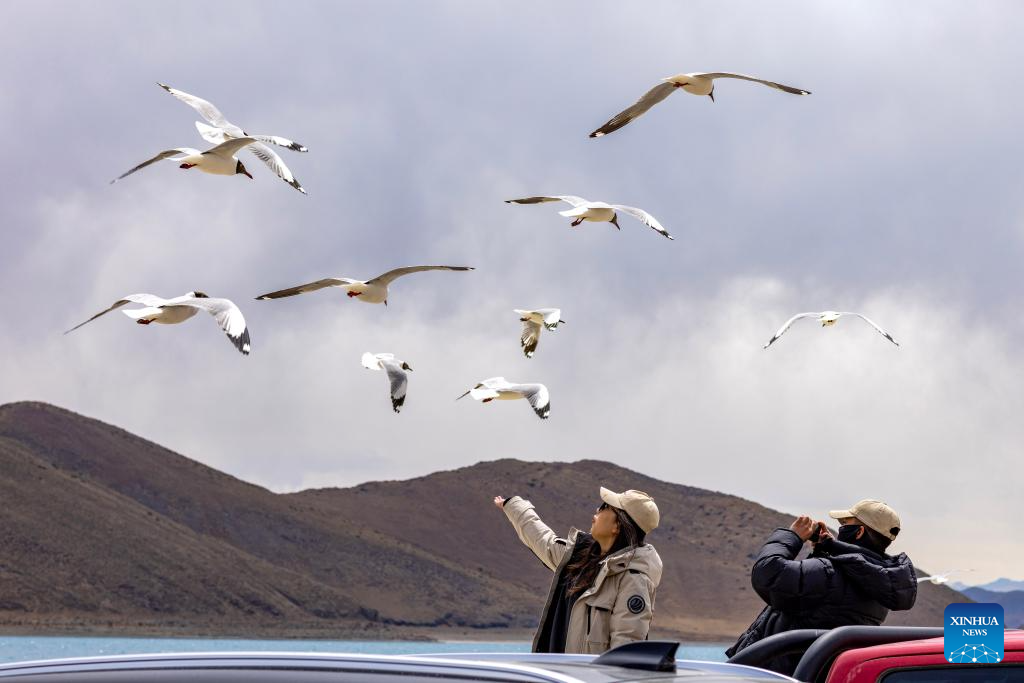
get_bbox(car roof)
[0,651,795,683]
[830,628,1024,661]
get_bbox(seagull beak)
[384,299,388,307]
[243,169,253,179]
[406,365,414,372]
[611,215,621,230]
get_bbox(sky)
[2,1,1023,586]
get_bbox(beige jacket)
[503,496,663,654]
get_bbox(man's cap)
[600,487,659,534]
[828,499,901,541]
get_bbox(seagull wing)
[248,142,306,194]
[64,293,168,334]
[516,383,550,420]
[520,318,542,358]
[361,352,383,370]
[612,205,674,240]
[842,313,900,346]
[379,359,409,413]
[763,312,819,349]
[255,278,357,300]
[695,73,811,95]
[110,149,200,184]
[247,134,308,153]
[166,297,250,355]
[157,83,242,133]
[203,137,257,158]
[589,81,677,138]
[505,195,589,207]
[366,265,474,287]
[539,308,562,329]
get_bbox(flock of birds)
[65,73,904,419]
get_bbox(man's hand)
[493,495,507,510]
[790,515,817,542]
[812,521,833,545]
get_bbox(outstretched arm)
[497,495,570,571]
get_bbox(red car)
[728,625,1024,681]
[824,628,1024,682]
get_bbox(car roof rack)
[726,629,829,668]
[591,641,679,672]
[791,625,944,682]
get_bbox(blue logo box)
[944,602,1004,664]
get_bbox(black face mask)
[837,524,863,544]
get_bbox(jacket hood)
[817,538,917,610]
[568,528,663,586]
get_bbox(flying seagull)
[65,291,251,355]
[506,196,673,240]
[111,137,259,184]
[361,352,413,413]
[590,72,810,138]
[514,308,565,358]
[457,377,550,420]
[917,569,973,586]
[255,266,474,306]
[158,83,307,194]
[763,311,899,349]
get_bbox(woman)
[493,487,662,654]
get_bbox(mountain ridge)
[0,401,966,640]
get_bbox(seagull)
[505,196,673,240]
[456,377,550,420]
[515,309,565,358]
[255,266,474,306]
[361,352,413,413]
[111,137,258,184]
[918,569,973,586]
[590,72,810,138]
[763,311,899,349]
[65,291,251,355]
[157,83,307,194]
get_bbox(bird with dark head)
[235,160,253,179]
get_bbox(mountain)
[960,588,1024,629]
[0,401,965,640]
[974,578,1024,593]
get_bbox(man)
[726,499,918,675]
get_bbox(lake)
[0,636,729,665]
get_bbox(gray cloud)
[2,0,1022,584]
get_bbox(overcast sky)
[2,1,1022,585]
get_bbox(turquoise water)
[0,636,728,665]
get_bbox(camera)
[809,524,822,543]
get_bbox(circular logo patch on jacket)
[627,595,646,614]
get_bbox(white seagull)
[65,291,251,355]
[111,137,258,184]
[590,72,810,138]
[255,265,474,306]
[917,569,973,586]
[457,377,550,420]
[157,83,307,194]
[763,311,899,349]
[361,352,413,413]
[514,308,565,358]
[506,196,673,240]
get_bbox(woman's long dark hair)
[565,504,646,597]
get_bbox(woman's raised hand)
[493,495,507,509]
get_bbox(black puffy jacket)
[726,528,918,674]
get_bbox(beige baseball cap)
[600,487,660,534]
[828,499,902,541]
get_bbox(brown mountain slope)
[0,401,965,639]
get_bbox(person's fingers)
[493,496,505,509]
